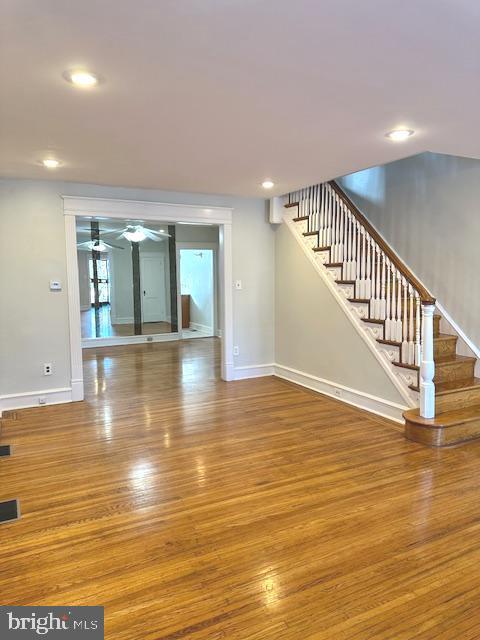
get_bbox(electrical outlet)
[233,346,240,356]
[43,363,53,376]
[38,396,47,405]
[146,336,154,342]
[234,280,242,290]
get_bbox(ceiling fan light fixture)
[123,227,146,242]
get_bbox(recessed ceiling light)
[262,180,274,189]
[385,129,415,142]
[42,158,60,169]
[63,69,99,88]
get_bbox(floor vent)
[0,445,11,458]
[0,499,20,524]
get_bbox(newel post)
[420,303,435,419]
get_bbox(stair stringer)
[284,209,419,409]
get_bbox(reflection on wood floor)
[81,305,172,338]
[2,338,480,638]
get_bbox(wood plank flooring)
[2,338,480,638]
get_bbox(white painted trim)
[0,387,73,412]
[63,196,234,395]
[234,364,275,380]
[274,364,407,423]
[62,196,232,225]
[190,322,214,334]
[65,216,84,402]
[219,223,234,381]
[284,214,416,408]
[82,333,181,348]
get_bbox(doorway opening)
[179,247,217,339]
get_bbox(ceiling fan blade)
[105,242,125,250]
[142,229,162,241]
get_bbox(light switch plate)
[50,280,62,291]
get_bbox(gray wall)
[274,223,405,404]
[338,152,480,351]
[0,178,274,396]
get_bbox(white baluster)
[401,277,409,362]
[385,261,391,340]
[365,236,372,300]
[337,200,344,263]
[390,266,397,342]
[395,271,402,342]
[355,224,362,297]
[420,304,435,419]
[379,254,386,320]
[357,228,365,298]
[415,293,421,366]
[373,246,381,319]
[408,286,415,365]
[350,218,357,281]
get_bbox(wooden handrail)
[328,181,435,305]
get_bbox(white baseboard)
[111,317,134,325]
[274,364,407,423]
[190,321,214,334]
[0,387,73,413]
[82,333,181,348]
[233,364,275,380]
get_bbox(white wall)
[180,249,214,333]
[275,223,406,406]
[0,178,274,400]
[338,152,480,353]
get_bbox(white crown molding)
[62,195,232,225]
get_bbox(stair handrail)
[328,181,435,305]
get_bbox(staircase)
[285,181,480,446]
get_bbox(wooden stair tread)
[336,279,355,285]
[435,377,480,395]
[325,262,343,268]
[393,361,418,371]
[349,298,370,304]
[404,404,480,428]
[435,354,476,366]
[377,338,401,347]
[361,317,384,325]
[292,215,308,221]
[286,202,300,208]
[302,231,318,236]
[313,246,331,252]
[435,333,457,342]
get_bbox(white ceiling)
[1,0,479,197]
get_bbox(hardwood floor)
[2,339,480,638]
[81,305,172,339]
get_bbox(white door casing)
[63,196,234,402]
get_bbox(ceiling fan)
[76,240,125,252]
[107,224,171,242]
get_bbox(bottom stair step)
[404,404,480,446]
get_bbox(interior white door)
[140,254,166,323]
